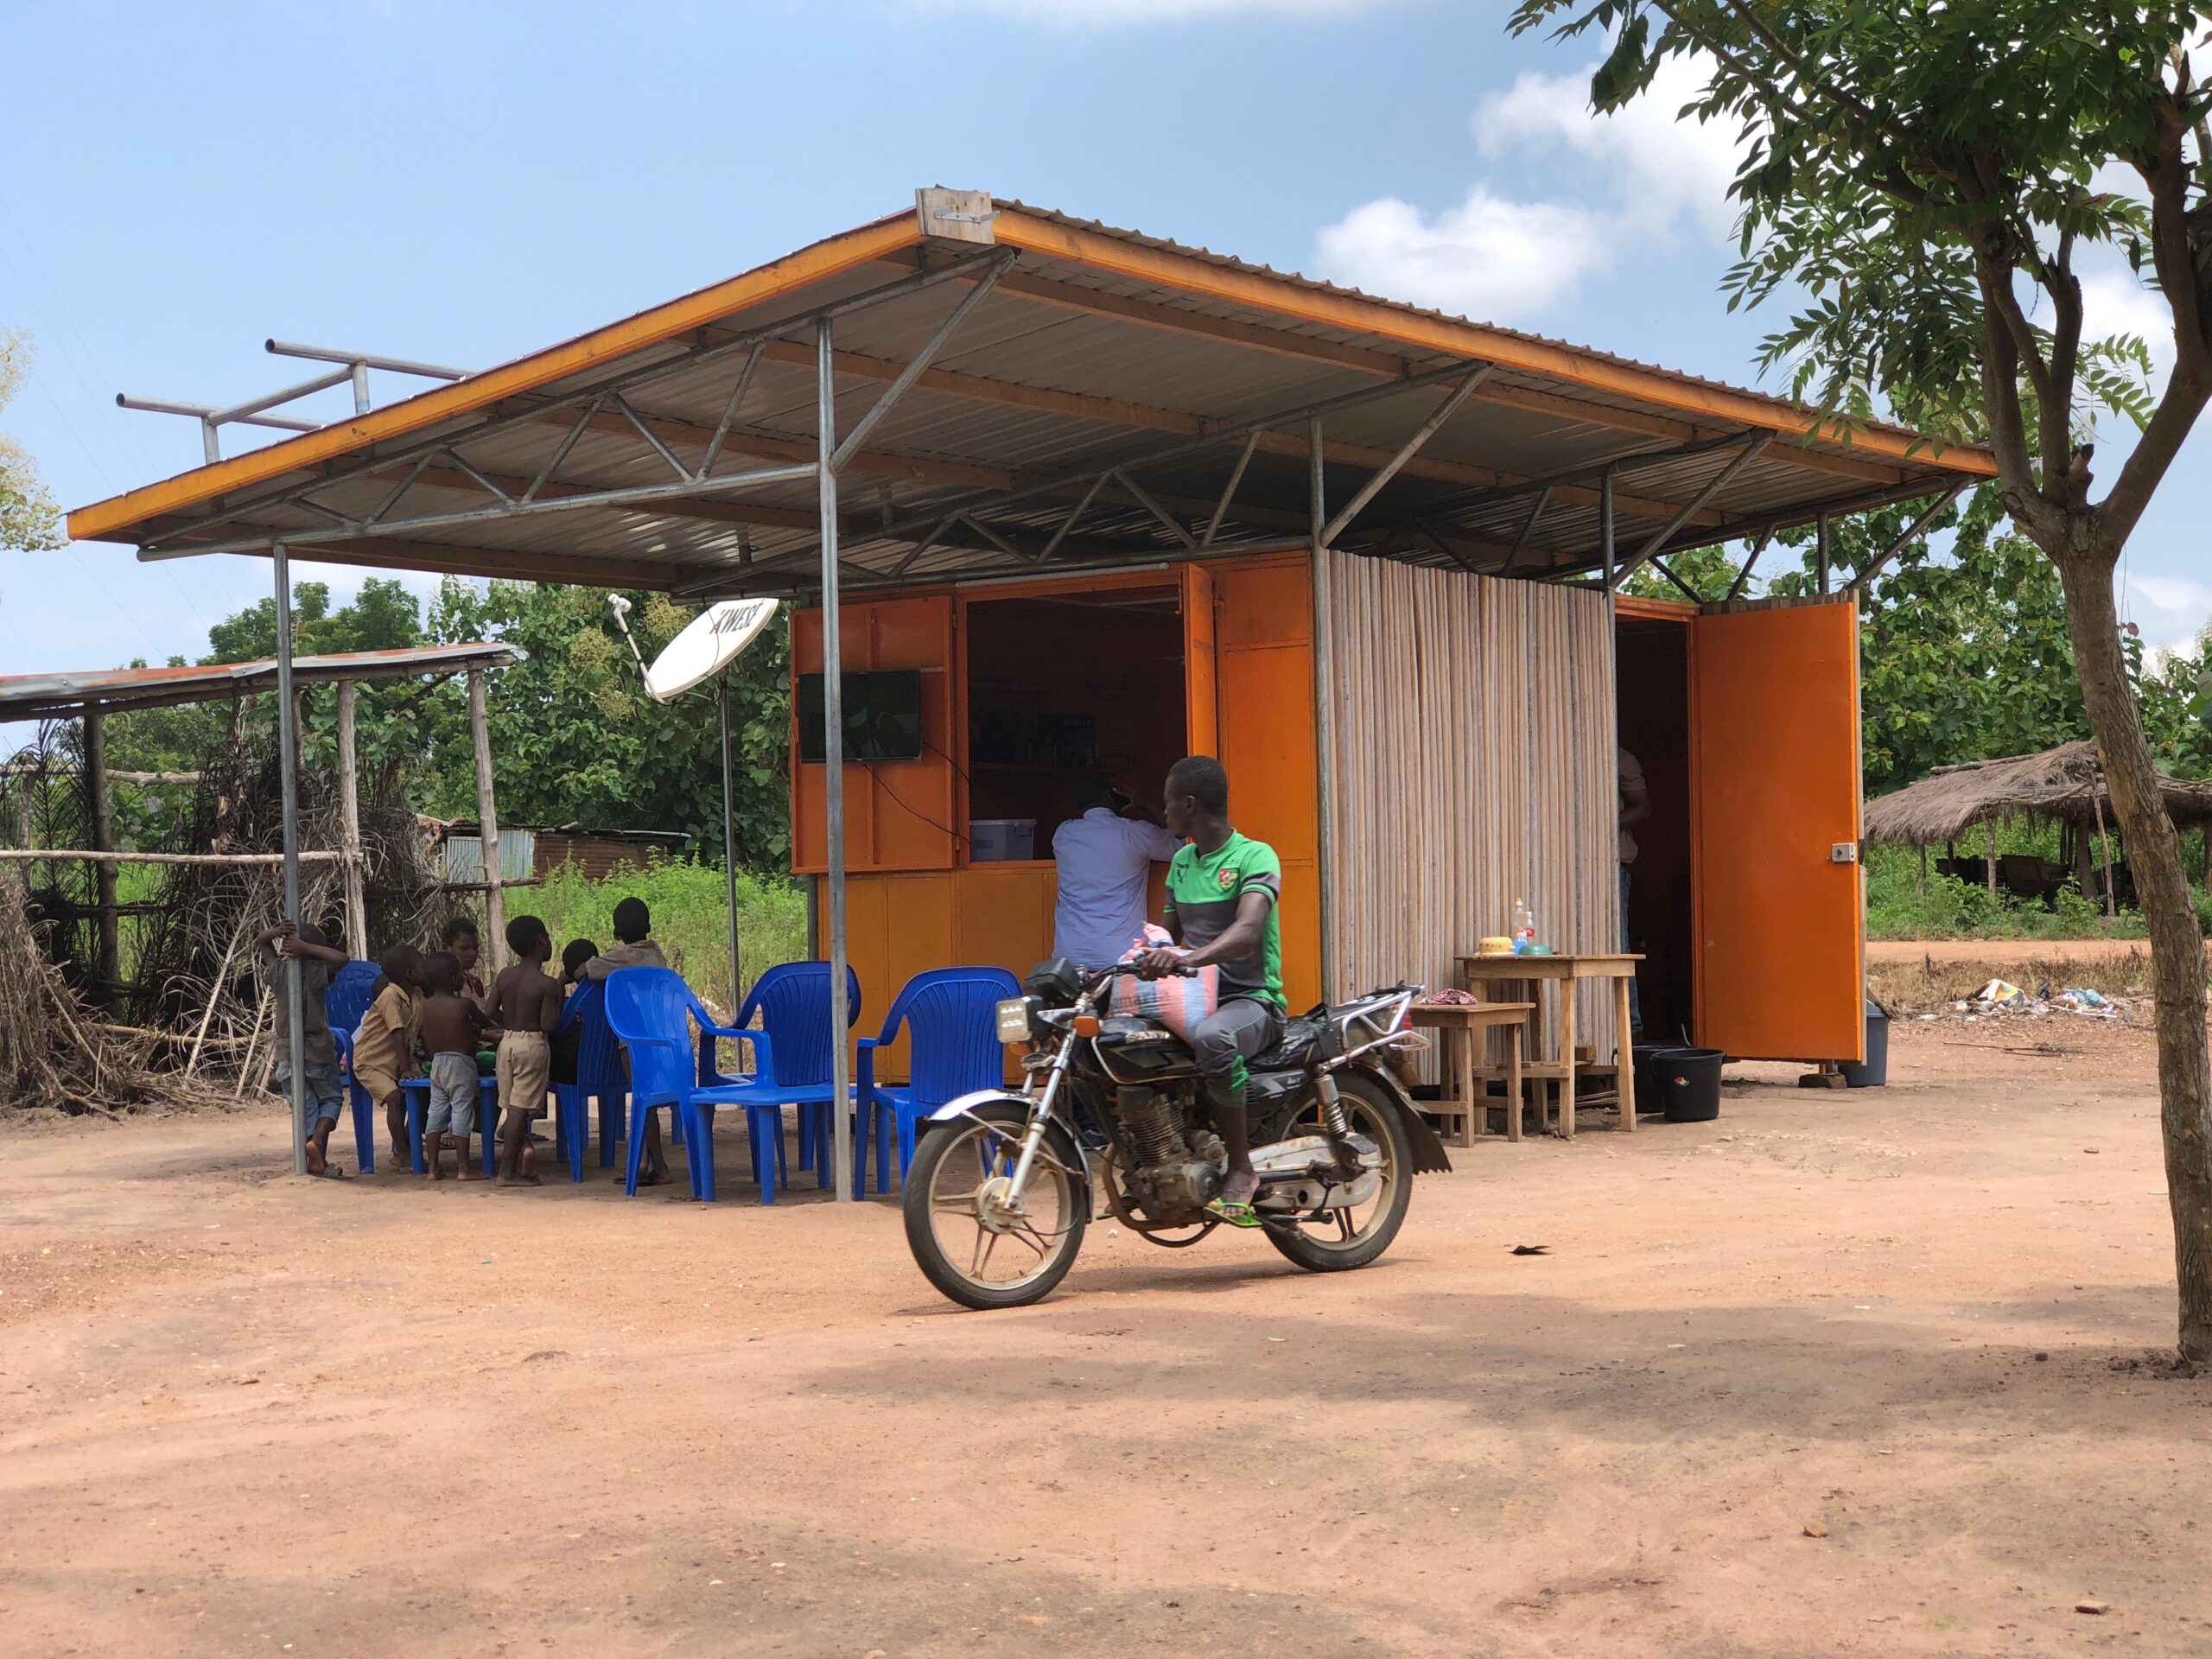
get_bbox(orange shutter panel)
[1690,601,1865,1062]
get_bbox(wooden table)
[1405,1001,1535,1145]
[1456,953,1643,1138]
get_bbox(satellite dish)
[643,597,779,702]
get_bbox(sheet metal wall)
[1326,553,1620,1055]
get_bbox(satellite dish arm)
[607,594,652,683]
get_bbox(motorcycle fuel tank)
[1090,1015,1201,1083]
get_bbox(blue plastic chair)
[551,979,628,1183]
[606,965,860,1204]
[325,960,382,1174]
[856,966,1021,1194]
[704,962,864,1193]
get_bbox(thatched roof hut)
[1864,740,2212,846]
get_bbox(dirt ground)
[4,1026,2209,1658]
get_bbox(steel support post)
[1599,468,1616,588]
[719,675,744,1015]
[1309,416,1338,1002]
[1816,512,1830,594]
[817,317,855,1202]
[272,543,308,1175]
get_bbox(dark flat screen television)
[797,670,925,764]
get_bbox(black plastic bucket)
[1653,1047,1724,1122]
[1631,1044,1676,1112]
[1839,1000,1890,1089]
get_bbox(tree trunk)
[2055,543,2212,1365]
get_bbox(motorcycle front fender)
[923,1090,1094,1188]
[925,1088,1035,1123]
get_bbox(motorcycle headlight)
[995,996,1033,1045]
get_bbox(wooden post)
[1984,820,1998,899]
[467,668,508,971]
[1916,843,1928,897]
[2090,788,2117,918]
[334,680,368,957]
[85,712,119,1001]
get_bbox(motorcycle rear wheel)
[1264,1071,1412,1274]
[903,1103,1089,1310]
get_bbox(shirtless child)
[419,950,493,1181]
[488,916,563,1186]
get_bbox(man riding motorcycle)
[1136,754,1283,1229]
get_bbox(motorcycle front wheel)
[902,1103,1089,1310]
[1264,1070,1413,1274]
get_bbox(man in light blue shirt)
[1052,777,1183,970]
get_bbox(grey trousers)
[426,1051,480,1136]
[1191,995,1284,1104]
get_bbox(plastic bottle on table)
[1511,898,1536,955]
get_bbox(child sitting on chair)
[581,899,673,1187]
[489,916,563,1187]
[550,938,599,1094]
[419,950,493,1181]
[353,944,423,1167]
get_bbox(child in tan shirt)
[352,945,423,1167]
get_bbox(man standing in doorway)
[1618,745,1650,1037]
[1051,776,1183,971]
[1139,755,1283,1228]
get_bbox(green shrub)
[524,856,806,1014]
[1861,840,2162,940]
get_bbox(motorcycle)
[901,958,1452,1310]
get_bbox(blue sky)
[3,0,2208,686]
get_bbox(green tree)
[0,328,62,553]
[1621,541,1747,602]
[423,580,790,869]
[1510,2,2212,1360]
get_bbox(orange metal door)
[1182,561,1218,755]
[1214,556,1319,1013]
[1690,601,1864,1062]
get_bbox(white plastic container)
[969,818,1037,862]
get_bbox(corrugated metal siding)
[443,830,536,885]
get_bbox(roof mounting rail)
[117,340,470,464]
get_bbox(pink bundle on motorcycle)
[1109,925,1220,1042]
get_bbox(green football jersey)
[1161,831,1283,1009]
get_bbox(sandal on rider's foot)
[1203,1196,1264,1229]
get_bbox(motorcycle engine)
[1115,1084,1221,1225]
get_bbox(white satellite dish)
[643,597,780,702]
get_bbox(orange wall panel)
[793,595,957,874]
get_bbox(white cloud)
[1313,53,1740,322]
[904,0,1395,21]
[1474,54,1738,238]
[2121,570,2212,660]
[2079,269,2175,369]
[1314,188,1611,319]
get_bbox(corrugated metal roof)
[0,642,518,721]
[58,193,1994,596]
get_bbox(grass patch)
[1863,839,2177,941]
[524,857,806,1015]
